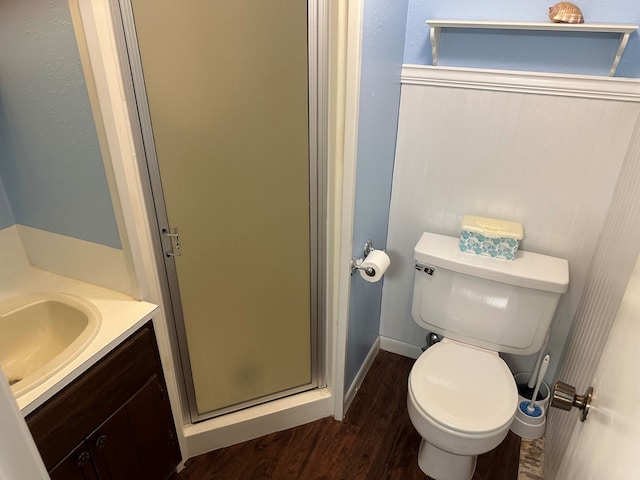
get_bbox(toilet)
[407,232,569,480]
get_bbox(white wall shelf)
[426,20,639,76]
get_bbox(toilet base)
[417,439,477,480]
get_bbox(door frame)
[110,0,328,423]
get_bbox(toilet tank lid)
[414,232,569,293]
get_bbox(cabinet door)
[27,322,181,478]
[27,324,164,470]
[127,376,181,479]
[88,406,145,480]
[49,443,99,480]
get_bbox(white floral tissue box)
[459,216,523,261]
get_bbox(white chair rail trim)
[402,65,640,102]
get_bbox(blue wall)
[0,0,121,249]
[346,0,409,389]
[346,0,640,392]
[404,0,640,77]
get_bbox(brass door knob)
[551,381,593,421]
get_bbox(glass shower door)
[125,0,315,419]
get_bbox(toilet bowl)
[407,339,518,480]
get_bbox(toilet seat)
[409,339,517,435]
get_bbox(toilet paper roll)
[359,250,390,283]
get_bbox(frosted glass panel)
[130,0,311,415]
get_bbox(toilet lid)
[409,339,517,434]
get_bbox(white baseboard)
[184,389,333,458]
[379,336,423,360]
[16,225,132,296]
[343,337,380,416]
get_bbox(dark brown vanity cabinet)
[26,322,181,479]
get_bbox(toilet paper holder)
[350,240,378,277]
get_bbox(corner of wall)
[333,0,365,421]
[0,225,30,280]
[344,0,410,392]
[16,225,133,296]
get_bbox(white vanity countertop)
[0,266,158,416]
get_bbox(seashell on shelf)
[548,2,584,24]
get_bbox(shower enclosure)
[114,0,326,421]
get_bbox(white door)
[557,253,640,478]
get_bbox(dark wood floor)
[175,350,520,480]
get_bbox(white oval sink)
[0,293,101,397]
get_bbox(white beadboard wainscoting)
[380,65,640,384]
[546,113,640,478]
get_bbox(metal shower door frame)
[109,0,328,423]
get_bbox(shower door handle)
[162,227,182,257]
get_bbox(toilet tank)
[411,232,569,355]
